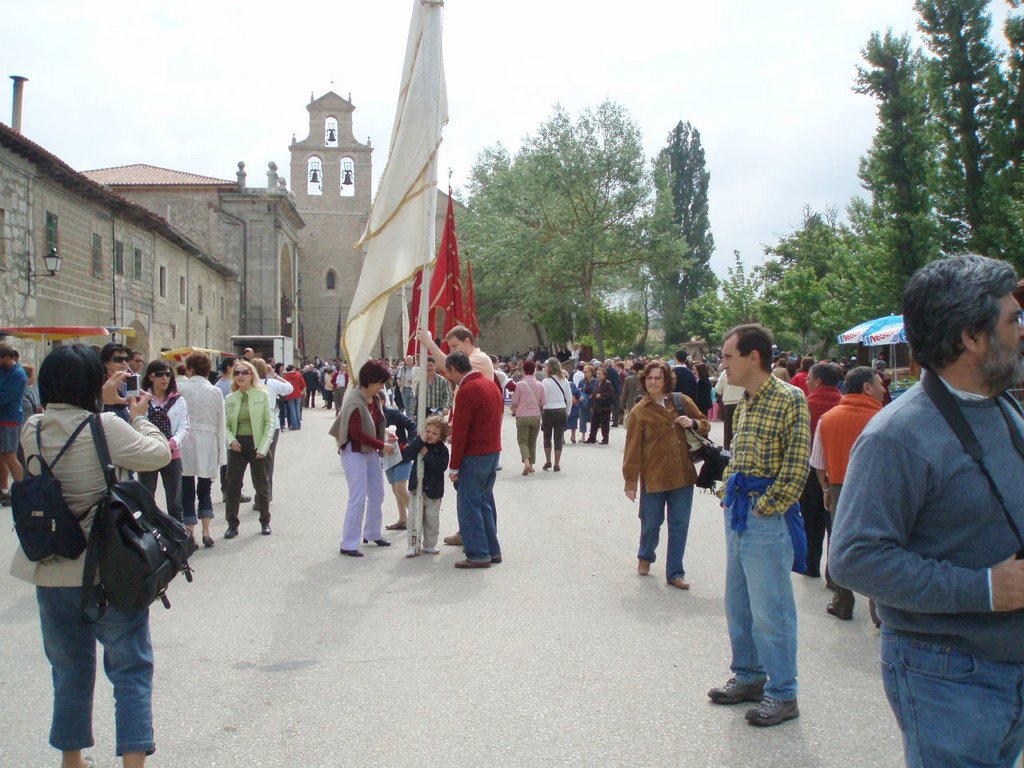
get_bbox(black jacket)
[383,406,417,444]
[400,436,449,498]
[673,365,697,400]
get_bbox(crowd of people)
[7,251,1024,766]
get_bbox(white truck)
[230,335,296,366]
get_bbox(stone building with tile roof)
[0,121,237,364]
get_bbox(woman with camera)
[9,344,171,767]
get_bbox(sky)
[2,1,1014,278]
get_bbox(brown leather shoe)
[454,559,491,569]
[669,577,690,590]
[443,533,463,546]
[637,558,651,576]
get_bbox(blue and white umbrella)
[837,314,906,347]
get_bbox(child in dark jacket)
[401,414,450,556]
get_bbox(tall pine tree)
[915,0,1021,258]
[649,121,716,345]
[855,29,938,304]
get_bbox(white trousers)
[339,445,385,550]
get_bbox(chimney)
[10,75,28,133]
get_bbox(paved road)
[1,406,903,767]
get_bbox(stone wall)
[0,139,236,365]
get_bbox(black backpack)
[11,418,93,562]
[81,416,196,620]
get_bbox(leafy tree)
[648,122,717,344]
[855,29,939,304]
[915,0,1022,258]
[717,251,764,331]
[461,101,650,357]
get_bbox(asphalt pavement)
[1,404,904,767]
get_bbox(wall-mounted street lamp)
[28,247,62,290]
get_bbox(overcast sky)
[2,1,1013,277]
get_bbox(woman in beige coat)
[10,344,170,768]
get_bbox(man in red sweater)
[801,362,844,578]
[810,365,885,620]
[283,365,306,430]
[445,351,503,569]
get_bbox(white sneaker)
[421,546,440,554]
[405,546,420,558]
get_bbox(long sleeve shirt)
[510,376,545,417]
[722,375,810,517]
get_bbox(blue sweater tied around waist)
[723,472,808,574]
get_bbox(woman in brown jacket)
[622,359,710,589]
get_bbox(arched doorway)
[129,319,150,360]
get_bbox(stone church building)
[3,85,530,364]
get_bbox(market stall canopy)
[0,325,135,341]
[160,346,231,363]
[836,315,906,347]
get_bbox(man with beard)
[832,255,1024,768]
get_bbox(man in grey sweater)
[831,254,1024,768]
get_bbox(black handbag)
[671,393,731,491]
[81,415,196,620]
[11,418,93,561]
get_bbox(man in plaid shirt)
[707,324,810,727]
[418,357,452,415]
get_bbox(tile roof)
[82,163,236,187]
[0,124,236,278]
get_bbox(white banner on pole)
[342,0,448,374]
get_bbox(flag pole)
[411,0,445,556]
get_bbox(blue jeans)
[638,485,694,582]
[881,631,1024,767]
[723,509,798,700]
[181,475,214,521]
[578,404,592,436]
[456,453,500,562]
[286,398,301,429]
[36,586,155,756]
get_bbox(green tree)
[717,251,764,331]
[648,121,717,344]
[461,101,650,357]
[915,0,1021,258]
[855,29,939,305]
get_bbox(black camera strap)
[922,371,1024,558]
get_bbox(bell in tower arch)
[327,126,337,143]
[340,158,355,197]
[309,166,321,184]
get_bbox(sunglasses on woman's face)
[233,371,251,377]
[151,371,172,378]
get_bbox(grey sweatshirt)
[831,381,1024,661]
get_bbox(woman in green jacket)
[223,359,275,538]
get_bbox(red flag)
[464,260,480,338]
[428,194,464,342]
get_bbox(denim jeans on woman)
[637,485,694,582]
[881,631,1024,767]
[181,475,214,522]
[37,586,155,756]
[723,508,798,701]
